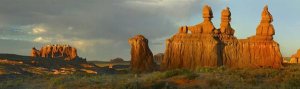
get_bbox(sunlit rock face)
[218,7,239,67]
[290,49,300,63]
[31,44,80,61]
[237,6,282,68]
[161,5,222,70]
[129,35,155,73]
[161,5,282,70]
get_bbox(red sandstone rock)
[31,44,79,61]
[153,53,164,64]
[236,6,282,68]
[250,6,275,41]
[161,5,222,70]
[290,49,300,63]
[129,35,155,73]
[161,5,282,70]
[31,47,40,57]
[187,5,218,34]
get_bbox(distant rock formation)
[110,57,125,63]
[290,49,300,63]
[129,35,155,73]
[153,53,164,64]
[31,44,83,61]
[161,5,282,70]
[0,54,115,75]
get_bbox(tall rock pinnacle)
[129,35,155,73]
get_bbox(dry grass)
[1,64,300,89]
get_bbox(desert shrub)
[0,77,24,89]
[285,78,300,89]
[205,78,223,87]
[195,67,226,73]
[184,72,198,80]
[163,69,193,78]
[147,81,179,89]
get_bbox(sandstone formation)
[290,49,300,63]
[129,35,155,73]
[161,5,282,70]
[31,44,80,61]
[237,6,282,68]
[153,53,164,64]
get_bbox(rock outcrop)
[31,44,81,61]
[162,5,222,70]
[236,6,282,68]
[161,5,282,70]
[153,53,164,64]
[290,49,300,63]
[129,35,155,73]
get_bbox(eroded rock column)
[129,35,155,73]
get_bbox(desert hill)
[0,45,117,76]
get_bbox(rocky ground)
[1,61,300,89]
[1,53,300,89]
[0,54,116,76]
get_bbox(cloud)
[32,25,47,34]
[33,37,51,43]
[0,0,221,60]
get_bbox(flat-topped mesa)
[249,6,275,41]
[31,44,80,61]
[129,35,155,73]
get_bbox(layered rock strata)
[162,5,222,70]
[129,35,155,73]
[161,5,282,70]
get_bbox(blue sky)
[0,0,299,60]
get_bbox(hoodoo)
[237,6,282,68]
[161,5,282,70]
[129,35,155,73]
[161,5,222,70]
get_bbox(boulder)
[129,35,155,73]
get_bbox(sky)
[0,0,299,61]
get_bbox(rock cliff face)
[153,53,164,64]
[290,49,300,63]
[236,6,282,68]
[161,5,222,70]
[31,44,80,61]
[129,35,155,73]
[161,5,282,70]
